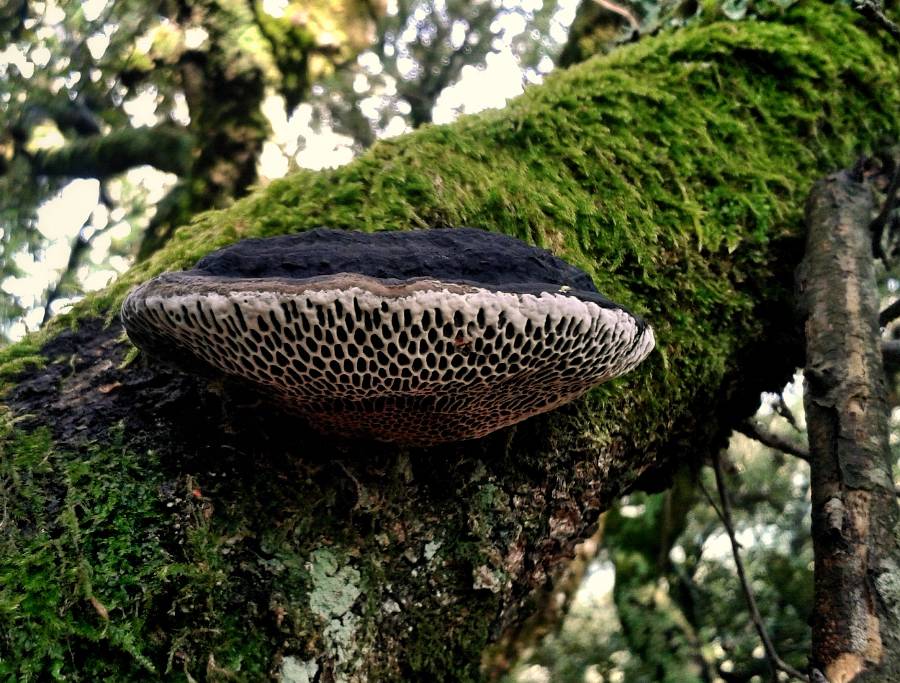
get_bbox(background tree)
[311,0,561,148]
[0,0,570,340]
[504,396,817,682]
[0,0,378,328]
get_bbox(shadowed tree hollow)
[1,3,899,681]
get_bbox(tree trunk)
[135,1,273,261]
[1,4,898,681]
[797,169,900,682]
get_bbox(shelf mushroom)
[121,228,654,445]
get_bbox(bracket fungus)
[121,228,654,445]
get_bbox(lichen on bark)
[1,3,899,681]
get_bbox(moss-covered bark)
[1,4,898,680]
[30,125,194,179]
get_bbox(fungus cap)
[121,228,654,445]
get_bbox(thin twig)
[775,395,801,432]
[879,299,900,327]
[736,420,810,461]
[40,184,116,325]
[740,422,900,497]
[872,155,900,259]
[592,0,641,30]
[853,0,900,44]
[41,222,92,326]
[698,478,727,528]
[711,452,809,682]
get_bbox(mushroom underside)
[121,229,654,445]
[123,275,652,445]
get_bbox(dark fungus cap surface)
[121,228,655,445]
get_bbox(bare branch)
[775,395,801,431]
[879,299,900,327]
[873,151,900,260]
[872,158,900,238]
[40,223,92,327]
[711,452,809,682]
[736,420,809,461]
[740,417,900,497]
[852,0,900,44]
[593,0,640,31]
[40,185,116,325]
[697,478,726,528]
[798,168,900,678]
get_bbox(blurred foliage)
[0,0,567,340]
[505,387,817,682]
[309,0,564,148]
[507,343,900,681]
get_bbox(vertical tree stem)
[797,169,900,682]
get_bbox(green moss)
[0,337,45,391]
[0,425,169,679]
[0,420,288,680]
[0,308,85,391]
[0,412,505,680]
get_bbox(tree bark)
[135,1,272,261]
[1,4,899,681]
[797,169,900,682]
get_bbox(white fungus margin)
[122,271,654,445]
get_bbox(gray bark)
[797,169,900,682]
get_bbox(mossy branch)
[30,126,193,179]
[2,3,900,680]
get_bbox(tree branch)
[852,0,900,44]
[740,414,900,498]
[872,156,900,239]
[879,299,900,327]
[41,185,116,325]
[710,452,809,682]
[30,126,193,179]
[797,167,900,679]
[736,419,810,461]
[775,394,801,431]
[40,222,92,327]
[872,150,900,259]
[593,0,640,31]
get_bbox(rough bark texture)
[797,171,900,682]
[1,4,899,681]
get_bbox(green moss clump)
[0,425,169,679]
[0,420,289,680]
[0,415,497,679]
[0,337,45,392]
